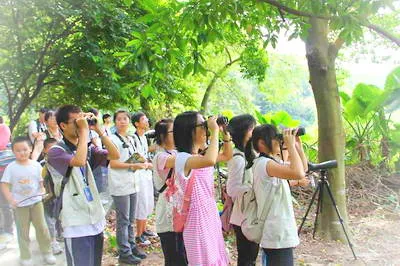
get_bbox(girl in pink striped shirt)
[173,112,232,266]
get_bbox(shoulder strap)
[181,172,196,214]
[114,132,127,146]
[233,152,246,184]
[54,141,73,196]
[158,150,174,193]
[158,168,174,193]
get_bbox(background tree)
[0,0,151,131]
[255,0,400,240]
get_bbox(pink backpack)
[172,172,196,233]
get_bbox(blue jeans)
[112,193,137,257]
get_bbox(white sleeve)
[227,155,251,199]
[175,152,192,180]
[28,121,37,143]
[261,158,273,178]
[36,162,43,182]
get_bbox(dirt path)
[295,209,400,265]
[102,209,400,266]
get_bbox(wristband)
[223,138,232,143]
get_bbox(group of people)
[0,105,311,266]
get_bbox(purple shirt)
[47,144,108,176]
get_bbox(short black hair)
[0,116,3,124]
[44,138,58,149]
[87,108,99,117]
[39,107,49,113]
[131,112,146,128]
[44,110,55,122]
[174,111,199,153]
[113,110,130,123]
[11,136,32,150]
[102,113,111,123]
[56,105,82,128]
[154,118,173,145]
[252,124,279,153]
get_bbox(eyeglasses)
[64,119,76,124]
[195,121,207,129]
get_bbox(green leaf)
[384,66,400,92]
[126,39,142,48]
[113,51,131,57]
[141,84,154,99]
[183,63,193,77]
[131,31,143,40]
[339,91,350,104]
[123,0,133,7]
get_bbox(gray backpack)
[240,157,274,244]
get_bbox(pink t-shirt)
[0,124,11,150]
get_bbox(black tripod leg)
[313,182,324,239]
[324,183,357,260]
[298,184,320,235]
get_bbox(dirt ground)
[102,166,400,266]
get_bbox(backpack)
[172,171,196,233]
[240,156,274,244]
[50,141,73,219]
[42,164,56,202]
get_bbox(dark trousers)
[64,232,104,266]
[112,193,137,257]
[262,247,293,266]
[233,225,259,266]
[158,231,188,266]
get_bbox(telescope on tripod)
[298,159,357,260]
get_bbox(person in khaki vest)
[47,105,119,266]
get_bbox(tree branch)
[16,17,80,94]
[258,0,400,47]
[258,0,331,20]
[200,57,240,113]
[362,21,400,47]
[225,47,232,64]
[334,37,345,51]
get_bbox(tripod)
[298,169,357,260]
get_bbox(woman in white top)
[226,114,259,266]
[152,119,188,266]
[251,124,308,266]
[108,110,149,265]
[44,111,63,141]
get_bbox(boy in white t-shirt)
[0,136,56,266]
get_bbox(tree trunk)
[200,74,219,114]
[200,57,240,114]
[305,18,349,241]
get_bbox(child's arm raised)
[266,129,306,180]
[184,117,219,175]
[217,130,233,163]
